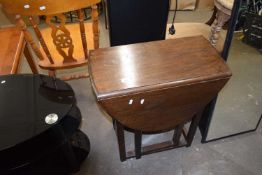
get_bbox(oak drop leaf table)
[89,36,232,161]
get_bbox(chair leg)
[92,5,99,49]
[134,131,142,159]
[209,9,231,46]
[48,70,56,77]
[115,121,126,162]
[24,43,39,74]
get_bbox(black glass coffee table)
[0,74,89,175]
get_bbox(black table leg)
[61,141,80,173]
[186,111,203,147]
[134,131,142,159]
[115,121,126,162]
[173,124,183,146]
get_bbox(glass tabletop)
[0,74,75,151]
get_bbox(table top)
[0,27,24,75]
[0,74,75,151]
[89,36,231,99]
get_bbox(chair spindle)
[16,15,45,62]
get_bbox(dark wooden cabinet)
[106,0,170,46]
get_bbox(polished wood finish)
[78,9,89,60]
[28,16,54,64]
[23,43,39,74]
[45,13,76,63]
[91,5,99,49]
[1,0,100,16]
[89,36,231,100]
[60,73,89,81]
[2,0,101,80]
[0,27,24,75]
[16,15,45,61]
[89,36,232,161]
[100,78,228,132]
[0,27,38,75]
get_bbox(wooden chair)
[166,22,227,53]
[209,0,234,46]
[1,0,101,80]
[0,27,38,75]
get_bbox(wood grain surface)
[89,36,231,99]
[89,36,231,132]
[2,0,101,80]
[0,27,24,75]
[1,0,101,15]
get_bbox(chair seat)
[166,23,226,53]
[216,0,234,10]
[39,22,94,69]
[39,58,87,70]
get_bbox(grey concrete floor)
[71,11,261,175]
[69,79,262,175]
[1,10,261,175]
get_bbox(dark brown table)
[89,36,231,161]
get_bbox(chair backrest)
[0,0,100,66]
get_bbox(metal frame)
[199,0,262,143]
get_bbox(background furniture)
[89,36,231,161]
[166,22,227,53]
[1,0,100,80]
[0,5,40,26]
[0,27,38,75]
[169,0,216,10]
[210,0,234,46]
[241,1,262,53]
[0,74,89,175]
[106,0,170,46]
[170,0,197,10]
[196,0,215,10]
[166,1,229,53]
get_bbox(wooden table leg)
[23,43,39,74]
[173,124,183,146]
[115,121,126,162]
[134,131,142,159]
[186,111,203,147]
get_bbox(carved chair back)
[1,0,100,79]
